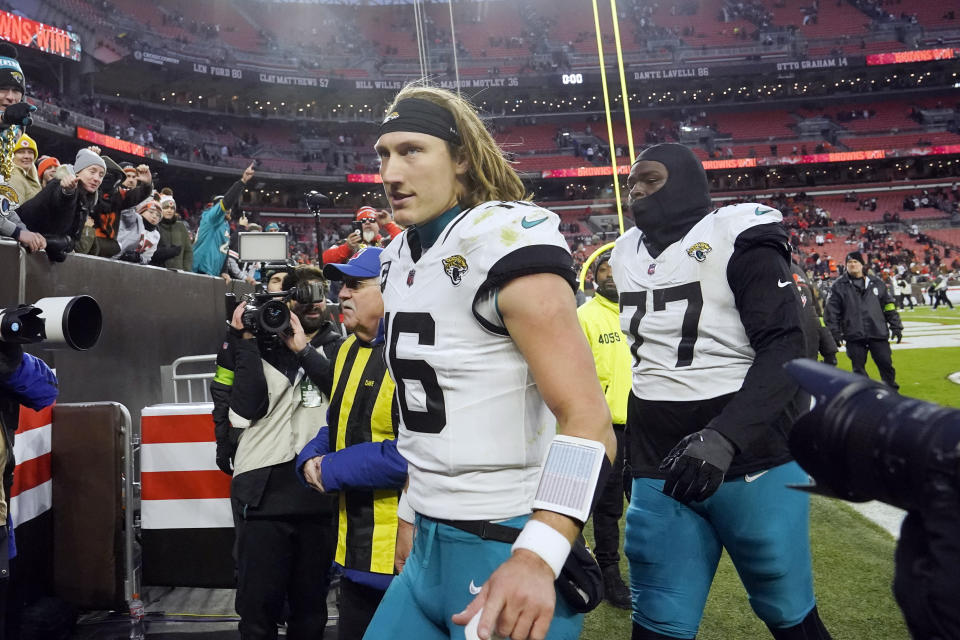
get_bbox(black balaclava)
[629,143,712,257]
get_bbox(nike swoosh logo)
[777,280,792,288]
[744,470,769,483]
[520,216,548,229]
[469,580,482,595]
[755,207,773,216]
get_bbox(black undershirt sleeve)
[707,228,805,452]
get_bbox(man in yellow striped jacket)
[297,247,406,640]
[576,252,633,609]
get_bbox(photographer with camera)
[321,207,401,266]
[0,340,58,638]
[225,264,342,639]
[194,163,255,278]
[296,247,406,640]
[825,252,903,389]
[786,361,960,640]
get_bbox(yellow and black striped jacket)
[323,334,403,576]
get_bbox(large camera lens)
[786,360,960,512]
[257,299,290,334]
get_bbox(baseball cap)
[356,206,377,222]
[323,247,383,281]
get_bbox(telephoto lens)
[785,359,960,512]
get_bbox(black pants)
[896,293,914,310]
[845,339,898,389]
[235,516,336,640]
[933,290,954,309]
[337,575,387,640]
[592,424,627,569]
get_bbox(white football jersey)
[380,201,573,520]
[611,203,783,401]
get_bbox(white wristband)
[397,490,415,524]
[511,519,571,580]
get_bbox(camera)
[0,296,102,350]
[785,359,960,640]
[225,281,325,340]
[305,190,330,215]
[351,220,364,235]
[784,359,959,512]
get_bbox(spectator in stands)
[17,148,106,261]
[826,251,902,389]
[86,156,153,258]
[297,247,406,640]
[157,193,193,270]
[8,134,39,203]
[193,162,255,278]
[321,207,401,265]
[264,222,280,232]
[227,265,339,640]
[36,155,60,188]
[115,195,165,265]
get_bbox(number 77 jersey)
[610,204,783,401]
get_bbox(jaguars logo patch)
[382,111,399,124]
[0,183,20,213]
[442,255,468,286]
[686,242,712,263]
[11,71,22,86]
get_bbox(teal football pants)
[364,514,583,640]
[625,461,817,639]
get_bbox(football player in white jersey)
[611,144,833,640]
[363,85,615,640]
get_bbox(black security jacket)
[825,273,902,342]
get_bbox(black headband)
[379,97,461,145]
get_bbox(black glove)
[215,442,234,475]
[1,102,36,128]
[659,428,736,504]
[891,328,902,344]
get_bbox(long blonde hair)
[384,84,526,208]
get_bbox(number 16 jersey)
[379,201,576,521]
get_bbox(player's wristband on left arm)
[532,434,612,525]
[511,519,571,579]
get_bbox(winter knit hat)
[845,251,866,266]
[73,148,106,174]
[15,134,37,158]
[0,43,25,95]
[36,155,60,176]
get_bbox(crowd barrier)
[140,403,235,588]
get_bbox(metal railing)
[162,355,218,404]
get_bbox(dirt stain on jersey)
[472,208,497,225]
[500,227,519,246]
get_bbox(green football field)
[581,307,960,640]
